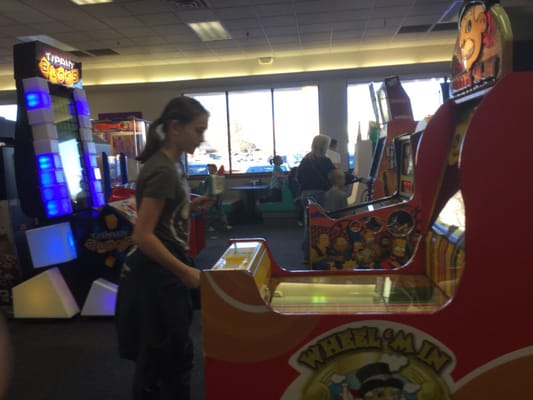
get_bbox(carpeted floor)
[5,216,304,400]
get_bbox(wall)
[319,79,348,168]
[0,61,449,166]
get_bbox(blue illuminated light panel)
[25,82,74,218]
[36,153,72,217]
[77,94,105,208]
[25,91,51,110]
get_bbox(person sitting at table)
[205,163,232,232]
[259,155,284,203]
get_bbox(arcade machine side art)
[306,99,456,270]
[10,41,119,318]
[200,2,533,399]
[305,75,440,270]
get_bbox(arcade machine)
[200,2,533,399]
[9,41,127,318]
[92,118,148,185]
[305,99,445,270]
[0,117,31,314]
[372,76,418,200]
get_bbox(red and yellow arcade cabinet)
[200,2,533,399]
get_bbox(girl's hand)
[191,195,216,213]
[180,266,201,288]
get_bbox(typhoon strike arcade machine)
[9,41,124,318]
[200,1,533,399]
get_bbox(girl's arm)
[132,197,200,288]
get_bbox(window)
[347,84,379,169]
[186,86,319,175]
[0,105,17,121]
[186,92,229,175]
[227,90,273,173]
[347,77,445,169]
[273,86,319,169]
[402,78,444,121]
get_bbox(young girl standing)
[260,155,284,203]
[115,96,215,400]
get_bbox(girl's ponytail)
[137,117,164,163]
[136,96,209,164]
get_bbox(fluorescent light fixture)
[70,0,113,5]
[17,35,77,52]
[187,21,232,42]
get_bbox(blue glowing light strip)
[85,153,105,207]
[25,91,51,110]
[37,153,72,217]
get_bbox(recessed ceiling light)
[70,0,113,5]
[187,21,231,42]
[258,57,274,65]
[17,35,77,52]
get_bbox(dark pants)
[116,248,194,400]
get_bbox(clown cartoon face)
[458,4,487,70]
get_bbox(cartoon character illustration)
[350,240,366,269]
[379,233,393,260]
[389,237,409,268]
[328,354,421,400]
[330,373,356,400]
[311,233,334,270]
[347,220,363,244]
[387,211,414,236]
[458,3,488,70]
[362,230,380,264]
[356,360,420,400]
[331,236,352,269]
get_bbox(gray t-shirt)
[135,151,191,252]
[324,187,348,211]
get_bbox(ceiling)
[0,0,528,90]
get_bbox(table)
[229,185,268,222]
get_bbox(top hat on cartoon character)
[356,362,405,395]
[356,360,423,399]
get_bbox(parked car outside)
[246,164,288,173]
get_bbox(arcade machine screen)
[398,135,415,198]
[51,90,87,209]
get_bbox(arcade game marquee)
[9,41,133,318]
[200,2,533,399]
